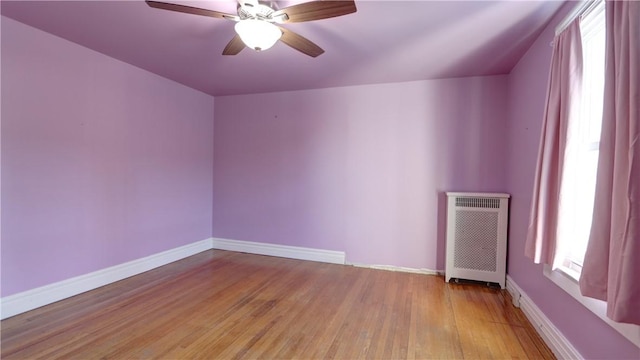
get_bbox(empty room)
[1,0,638,358]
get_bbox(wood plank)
[1,250,555,359]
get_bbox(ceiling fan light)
[235,20,282,52]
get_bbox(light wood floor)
[1,250,554,359]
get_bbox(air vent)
[455,197,500,208]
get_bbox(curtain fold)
[579,0,640,325]
[524,20,583,265]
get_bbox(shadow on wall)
[436,191,448,271]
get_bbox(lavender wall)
[505,4,639,358]
[1,17,214,297]
[5,7,634,358]
[213,76,508,270]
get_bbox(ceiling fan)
[145,0,357,57]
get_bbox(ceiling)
[1,0,565,96]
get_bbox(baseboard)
[211,238,345,265]
[506,276,522,308]
[0,238,213,320]
[1,236,580,359]
[1,238,345,319]
[506,275,582,359]
[351,263,442,276]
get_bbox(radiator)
[445,192,510,289]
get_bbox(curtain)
[524,20,583,266]
[579,0,640,325]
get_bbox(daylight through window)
[556,0,605,279]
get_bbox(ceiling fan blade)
[146,1,237,20]
[222,34,245,55]
[278,27,324,57]
[273,1,356,23]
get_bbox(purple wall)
[213,77,508,270]
[505,4,639,358]
[4,7,636,358]
[1,17,214,297]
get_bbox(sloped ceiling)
[1,0,565,96]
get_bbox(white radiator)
[445,192,510,289]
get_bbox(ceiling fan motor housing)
[146,0,356,57]
[238,3,275,20]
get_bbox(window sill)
[543,265,640,348]
[556,263,580,282]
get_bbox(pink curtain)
[579,0,640,325]
[524,20,583,265]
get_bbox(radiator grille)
[453,210,498,271]
[455,197,500,209]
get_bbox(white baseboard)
[1,237,344,320]
[506,275,583,360]
[211,237,345,265]
[0,238,213,320]
[1,236,581,359]
[543,265,640,348]
[351,263,442,276]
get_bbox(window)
[555,0,605,279]
[544,1,640,347]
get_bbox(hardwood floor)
[1,250,555,359]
